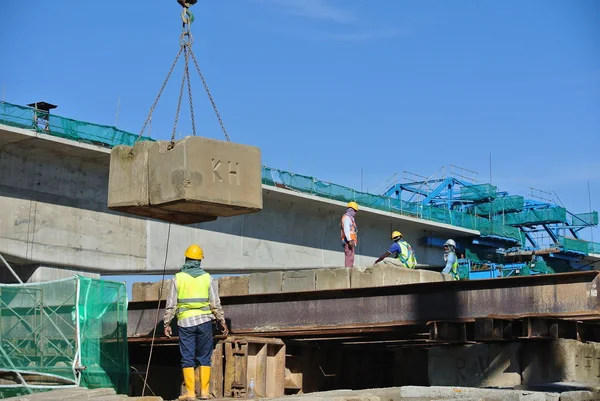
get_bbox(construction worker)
[442,239,460,280]
[341,201,359,267]
[374,231,417,268]
[163,244,228,400]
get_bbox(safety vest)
[396,240,417,269]
[449,252,459,281]
[340,214,358,244]
[175,272,212,321]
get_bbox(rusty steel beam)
[128,271,600,338]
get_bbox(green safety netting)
[518,258,555,276]
[474,195,525,215]
[559,236,589,254]
[0,101,152,148]
[589,242,600,255]
[572,212,599,227]
[262,167,525,244]
[0,276,129,398]
[461,184,498,201]
[503,207,567,226]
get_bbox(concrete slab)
[0,122,481,274]
[218,275,249,296]
[249,271,283,294]
[315,267,351,290]
[400,386,559,401]
[147,136,262,218]
[559,391,600,401]
[378,261,421,285]
[522,339,600,386]
[132,282,146,301]
[282,270,316,292]
[148,280,172,301]
[429,342,522,388]
[350,263,421,288]
[350,266,384,288]
[419,269,452,282]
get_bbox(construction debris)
[1,387,162,401]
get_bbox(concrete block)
[282,270,316,292]
[522,339,600,386]
[148,136,262,216]
[218,275,249,296]
[351,266,383,288]
[378,262,421,285]
[400,386,559,401]
[108,141,203,224]
[143,280,172,301]
[559,391,600,401]
[419,268,452,282]
[108,136,263,224]
[315,268,350,290]
[429,342,522,388]
[132,282,148,301]
[249,272,283,294]
[352,263,420,288]
[108,141,152,208]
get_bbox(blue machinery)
[382,168,599,279]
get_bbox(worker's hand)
[219,318,229,336]
[349,240,356,248]
[164,325,172,338]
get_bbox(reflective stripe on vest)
[450,252,459,280]
[175,272,212,321]
[340,214,358,244]
[396,240,417,269]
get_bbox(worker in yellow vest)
[340,201,359,267]
[374,231,417,268]
[163,244,228,400]
[442,239,460,280]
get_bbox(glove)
[218,318,229,336]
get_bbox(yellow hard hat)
[391,231,402,239]
[184,244,204,260]
[347,201,359,211]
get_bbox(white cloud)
[255,0,356,24]
[325,28,400,42]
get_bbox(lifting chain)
[135,0,230,150]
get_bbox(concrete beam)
[0,123,479,275]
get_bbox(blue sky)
[1,1,599,294]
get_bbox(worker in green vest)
[163,244,228,400]
[442,239,460,280]
[374,231,417,268]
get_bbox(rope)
[141,222,172,397]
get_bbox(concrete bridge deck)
[0,123,478,278]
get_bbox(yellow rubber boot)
[194,367,201,397]
[178,367,196,400]
[199,365,211,399]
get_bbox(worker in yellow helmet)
[163,244,228,400]
[374,231,417,268]
[340,201,359,267]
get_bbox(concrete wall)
[0,124,478,276]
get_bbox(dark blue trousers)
[178,321,214,368]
